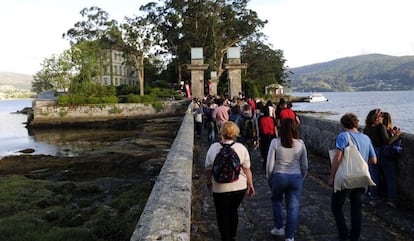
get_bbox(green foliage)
[32,50,75,93]
[59,110,68,117]
[108,106,123,114]
[100,95,118,103]
[152,102,164,112]
[57,94,118,105]
[241,40,291,94]
[116,84,140,95]
[242,79,261,98]
[0,213,97,241]
[143,0,267,85]
[0,175,146,241]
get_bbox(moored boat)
[304,93,328,102]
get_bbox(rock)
[19,148,35,153]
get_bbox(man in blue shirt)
[329,113,377,241]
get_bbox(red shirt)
[259,116,275,135]
[280,108,295,121]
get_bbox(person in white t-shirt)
[205,121,255,241]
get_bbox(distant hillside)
[289,54,414,91]
[0,72,33,90]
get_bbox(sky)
[1,0,414,75]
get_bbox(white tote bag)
[195,113,203,123]
[331,133,376,193]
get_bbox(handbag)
[195,113,203,123]
[330,132,376,193]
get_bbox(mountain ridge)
[0,72,33,90]
[289,54,414,91]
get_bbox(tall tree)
[63,6,122,85]
[142,0,267,85]
[122,14,158,96]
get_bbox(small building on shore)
[265,84,284,95]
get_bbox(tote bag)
[330,133,376,193]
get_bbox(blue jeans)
[368,146,381,199]
[331,188,365,241]
[206,122,215,144]
[379,155,398,200]
[270,173,303,239]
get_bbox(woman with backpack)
[205,121,255,241]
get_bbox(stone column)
[186,48,209,99]
[209,71,218,96]
[224,47,247,99]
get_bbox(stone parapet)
[299,115,414,201]
[130,109,194,241]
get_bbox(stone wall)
[29,100,189,126]
[299,115,414,201]
[130,110,194,241]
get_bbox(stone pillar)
[209,71,218,96]
[224,47,247,99]
[186,48,209,99]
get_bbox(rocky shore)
[0,116,182,241]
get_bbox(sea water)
[291,91,414,133]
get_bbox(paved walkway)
[191,134,414,241]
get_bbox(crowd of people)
[193,95,402,241]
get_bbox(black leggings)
[213,189,246,241]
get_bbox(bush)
[101,95,118,104]
[87,96,101,104]
[57,95,70,105]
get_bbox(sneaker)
[285,238,294,241]
[270,226,285,236]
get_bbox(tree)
[142,0,267,86]
[63,6,112,44]
[122,14,158,96]
[63,6,123,85]
[241,39,291,94]
[32,50,75,93]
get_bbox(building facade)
[99,49,139,87]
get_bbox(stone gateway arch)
[187,47,246,99]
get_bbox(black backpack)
[241,116,255,140]
[212,142,241,183]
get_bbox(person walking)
[205,121,255,241]
[329,113,377,241]
[258,107,277,169]
[266,118,308,241]
[204,100,217,144]
[212,98,230,137]
[235,104,259,149]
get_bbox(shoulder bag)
[330,133,376,193]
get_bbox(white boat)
[304,93,328,102]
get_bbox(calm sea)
[291,91,414,132]
[0,99,56,158]
[1,91,414,157]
